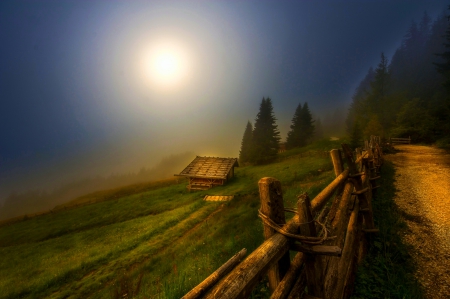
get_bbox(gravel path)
[385,145,450,298]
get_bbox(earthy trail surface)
[385,145,450,298]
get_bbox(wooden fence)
[389,136,411,145]
[183,136,383,299]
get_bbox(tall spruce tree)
[301,102,315,143]
[286,103,303,149]
[250,97,280,164]
[368,53,391,132]
[350,120,363,150]
[239,121,253,165]
[434,6,450,93]
[286,102,314,149]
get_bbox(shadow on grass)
[351,160,423,299]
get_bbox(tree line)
[347,9,450,148]
[239,97,315,165]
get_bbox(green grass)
[0,138,344,299]
[351,160,423,299]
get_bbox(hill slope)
[0,139,343,299]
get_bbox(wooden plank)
[203,195,234,201]
[290,244,342,257]
[270,253,305,299]
[203,233,291,299]
[310,169,349,213]
[181,248,247,299]
[286,271,307,299]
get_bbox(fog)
[1,0,447,219]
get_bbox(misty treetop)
[347,10,450,146]
[286,102,315,149]
[251,97,281,164]
[238,97,280,165]
[239,121,253,165]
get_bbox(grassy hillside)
[0,139,344,299]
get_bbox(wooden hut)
[175,156,239,191]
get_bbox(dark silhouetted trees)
[349,120,363,150]
[434,10,450,92]
[286,103,303,148]
[346,8,450,145]
[251,97,281,164]
[286,102,314,149]
[238,98,280,165]
[239,121,253,165]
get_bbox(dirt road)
[385,145,450,298]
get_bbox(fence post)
[341,144,375,230]
[298,193,324,298]
[330,149,344,176]
[258,177,290,291]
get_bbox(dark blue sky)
[1,0,448,199]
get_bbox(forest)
[346,11,450,148]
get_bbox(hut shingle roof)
[176,156,239,180]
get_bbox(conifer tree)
[364,115,384,138]
[286,102,314,149]
[286,103,303,149]
[301,102,315,142]
[435,6,450,93]
[250,97,280,164]
[367,53,391,131]
[350,120,363,150]
[239,121,253,165]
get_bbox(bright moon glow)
[145,41,190,90]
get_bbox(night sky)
[1,0,448,200]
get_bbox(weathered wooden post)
[334,198,361,299]
[341,144,375,230]
[330,149,344,176]
[298,193,324,298]
[355,148,363,172]
[258,177,291,291]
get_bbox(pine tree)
[346,67,374,134]
[349,120,363,150]
[286,102,314,149]
[301,102,315,143]
[239,121,253,165]
[367,53,391,131]
[286,103,303,149]
[364,115,384,138]
[434,6,450,93]
[250,97,280,164]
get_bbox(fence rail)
[183,136,383,299]
[389,136,411,145]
